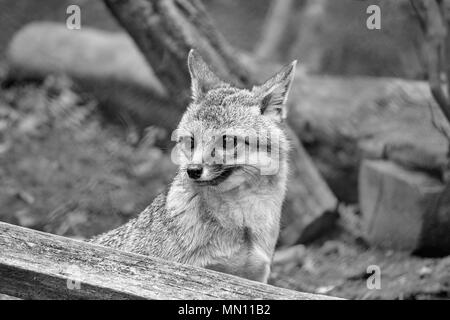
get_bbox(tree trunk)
[104,0,254,109]
[254,0,295,61]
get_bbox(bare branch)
[254,0,295,61]
[427,102,450,140]
[410,0,450,124]
[410,0,428,31]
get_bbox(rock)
[7,22,165,97]
[273,244,306,267]
[315,285,336,295]
[359,160,449,253]
[417,183,450,257]
[0,0,119,58]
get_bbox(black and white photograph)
[0,0,449,305]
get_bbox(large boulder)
[288,75,449,202]
[359,160,449,254]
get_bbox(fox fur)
[90,49,297,283]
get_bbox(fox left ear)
[253,61,297,122]
[187,49,227,101]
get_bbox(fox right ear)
[252,61,297,122]
[187,49,226,101]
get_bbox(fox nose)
[187,165,203,180]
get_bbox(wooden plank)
[0,222,337,300]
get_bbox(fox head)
[172,49,296,192]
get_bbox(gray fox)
[90,50,297,283]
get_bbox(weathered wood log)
[0,221,337,300]
[6,22,338,246]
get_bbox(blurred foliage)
[0,72,175,239]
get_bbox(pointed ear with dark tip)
[252,61,297,122]
[187,49,226,101]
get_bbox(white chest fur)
[168,175,284,250]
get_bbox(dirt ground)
[1,69,449,300]
[271,242,450,299]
